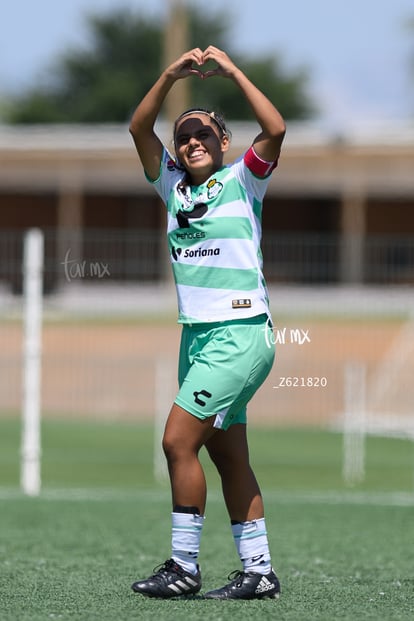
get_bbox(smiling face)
[174,114,230,185]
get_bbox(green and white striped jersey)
[150,146,277,324]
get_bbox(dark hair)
[173,108,232,142]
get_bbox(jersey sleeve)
[232,146,278,202]
[147,147,182,206]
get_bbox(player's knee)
[162,432,176,462]
[162,431,193,464]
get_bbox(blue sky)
[2,0,413,127]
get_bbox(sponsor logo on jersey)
[167,158,178,171]
[183,247,220,258]
[171,246,221,261]
[176,202,208,228]
[175,231,206,240]
[171,246,182,261]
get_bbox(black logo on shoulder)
[193,389,212,407]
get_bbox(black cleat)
[204,569,280,600]
[131,559,201,598]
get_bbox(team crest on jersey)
[207,178,223,200]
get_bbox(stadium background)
[1,0,414,488]
[1,120,414,445]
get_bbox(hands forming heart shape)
[178,47,234,80]
[189,62,221,79]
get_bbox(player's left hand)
[198,46,238,79]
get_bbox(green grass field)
[1,418,414,620]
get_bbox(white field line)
[1,487,414,507]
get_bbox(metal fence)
[1,228,414,435]
[1,229,414,291]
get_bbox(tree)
[6,9,161,124]
[5,7,315,124]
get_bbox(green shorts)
[175,314,275,430]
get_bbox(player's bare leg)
[162,403,217,514]
[203,423,280,600]
[205,422,264,522]
[132,404,216,598]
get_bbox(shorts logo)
[193,389,212,407]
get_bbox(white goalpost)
[21,228,44,496]
[154,356,176,484]
[342,361,366,486]
[341,315,414,487]
[18,229,175,494]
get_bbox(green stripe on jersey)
[193,216,253,242]
[174,263,259,290]
[252,196,263,220]
[208,174,248,206]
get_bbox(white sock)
[232,517,272,574]
[171,512,204,575]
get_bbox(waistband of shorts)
[183,313,271,331]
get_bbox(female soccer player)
[129,46,285,600]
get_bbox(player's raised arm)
[129,48,205,181]
[201,46,286,163]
